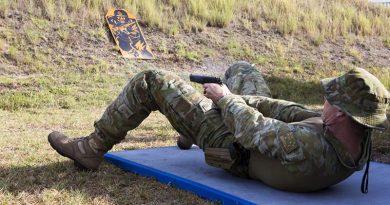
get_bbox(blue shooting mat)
[104,146,389,205]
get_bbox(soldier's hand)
[203,83,231,103]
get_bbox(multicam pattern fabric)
[94,69,233,150]
[216,94,356,176]
[321,67,390,129]
[224,61,272,97]
[94,62,368,178]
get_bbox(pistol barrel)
[189,74,222,84]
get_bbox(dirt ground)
[1,10,390,205]
[1,12,390,163]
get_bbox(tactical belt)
[204,143,250,170]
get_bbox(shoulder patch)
[280,131,299,154]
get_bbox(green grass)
[175,41,202,62]
[0,0,9,17]
[1,0,390,39]
[207,0,235,27]
[0,67,124,111]
[0,38,6,52]
[224,39,256,60]
[0,0,389,204]
[385,36,390,48]
[346,47,363,62]
[0,108,213,204]
[367,67,390,89]
[25,27,42,45]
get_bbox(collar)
[323,125,371,170]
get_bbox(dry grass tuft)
[0,0,389,204]
[1,0,389,39]
[0,38,7,51]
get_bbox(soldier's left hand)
[203,83,231,103]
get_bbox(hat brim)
[383,114,390,130]
[320,77,336,95]
[321,77,389,130]
[353,113,389,130]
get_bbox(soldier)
[48,62,389,193]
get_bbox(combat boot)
[48,131,109,171]
[176,134,194,150]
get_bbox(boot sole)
[48,135,96,171]
[177,140,193,150]
[177,135,194,150]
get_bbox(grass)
[207,0,235,27]
[0,0,390,204]
[224,38,256,60]
[367,67,390,89]
[0,0,8,18]
[346,47,363,62]
[0,108,213,204]
[0,38,6,51]
[0,63,123,110]
[0,0,389,40]
[175,41,202,62]
[385,36,390,48]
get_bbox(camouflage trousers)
[94,61,271,152]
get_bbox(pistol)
[189,74,223,84]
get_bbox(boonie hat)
[321,67,390,130]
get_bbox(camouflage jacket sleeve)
[240,95,320,122]
[216,95,318,164]
[216,94,346,176]
[216,94,295,148]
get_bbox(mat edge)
[104,152,256,205]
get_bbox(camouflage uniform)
[94,61,274,151]
[94,62,389,192]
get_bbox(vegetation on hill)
[0,0,389,204]
[1,0,390,40]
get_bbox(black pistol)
[189,74,223,84]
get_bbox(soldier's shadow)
[0,161,158,204]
